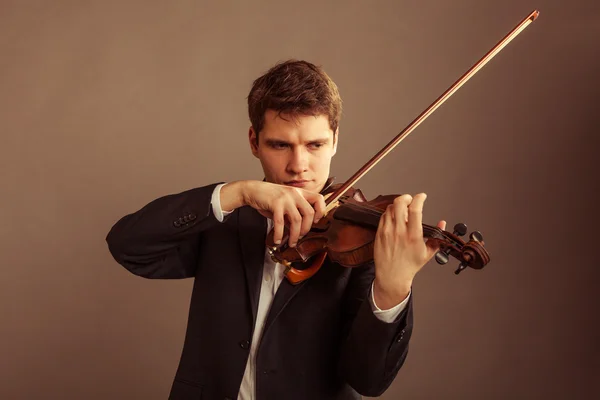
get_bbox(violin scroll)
[431,222,491,275]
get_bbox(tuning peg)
[436,222,467,265]
[469,231,484,242]
[435,251,449,265]
[454,263,467,275]
[453,223,467,237]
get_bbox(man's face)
[249,109,338,193]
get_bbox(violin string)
[342,200,441,233]
[335,202,456,244]
[345,202,463,247]
[340,202,440,231]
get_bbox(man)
[105,59,446,399]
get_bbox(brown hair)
[247,59,342,136]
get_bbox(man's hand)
[220,180,326,247]
[373,193,447,309]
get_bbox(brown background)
[1,0,598,399]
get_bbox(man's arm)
[369,282,411,322]
[338,192,445,396]
[105,179,326,279]
[105,182,229,279]
[337,264,414,397]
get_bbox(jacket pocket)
[168,378,203,399]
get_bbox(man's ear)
[248,126,259,158]
[332,128,339,156]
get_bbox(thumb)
[424,220,447,259]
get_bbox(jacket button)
[397,329,405,342]
[239,340,250,349]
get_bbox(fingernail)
[275,239,281,244]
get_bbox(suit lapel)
[237,206,267,327]
[237,204,311,336]
[262,275,308,337]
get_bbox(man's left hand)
[372,193,446,309]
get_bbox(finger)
[377,204,393,241]
[425,220,446,257]
[297,199,315,239]
[438,220,447,231]
[388,203,395,222]
[293,189,316,237]
[425,237,443,260]
[393,194,412,233]
[286,206,303,247]
[424,241,440,261]
[301,190,326,223]
[377,204,390,230]
[272,207,285,245]
[312,194,326,223]
[407,193,426,240]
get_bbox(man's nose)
[287,148,308,173]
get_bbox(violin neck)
[333,202,438,238]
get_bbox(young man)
[106,60,446,400]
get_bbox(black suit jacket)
[105,182,414,400]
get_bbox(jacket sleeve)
[105,182,228,279]
[337,263,414,396]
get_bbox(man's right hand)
[220,180,326,248]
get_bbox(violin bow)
[325,10,540,212]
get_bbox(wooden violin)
[266,10,540,284]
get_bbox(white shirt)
[210,183,410,400]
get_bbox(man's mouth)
[284,180,311,187]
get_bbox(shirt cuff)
[369,281,411,323]
[211,183,234,222]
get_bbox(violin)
[266,10,540,284]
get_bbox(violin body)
[266,183,491,284]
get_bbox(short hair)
[247,59,342,137]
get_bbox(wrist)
[220,180,248,211]
[373,277,412,309]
